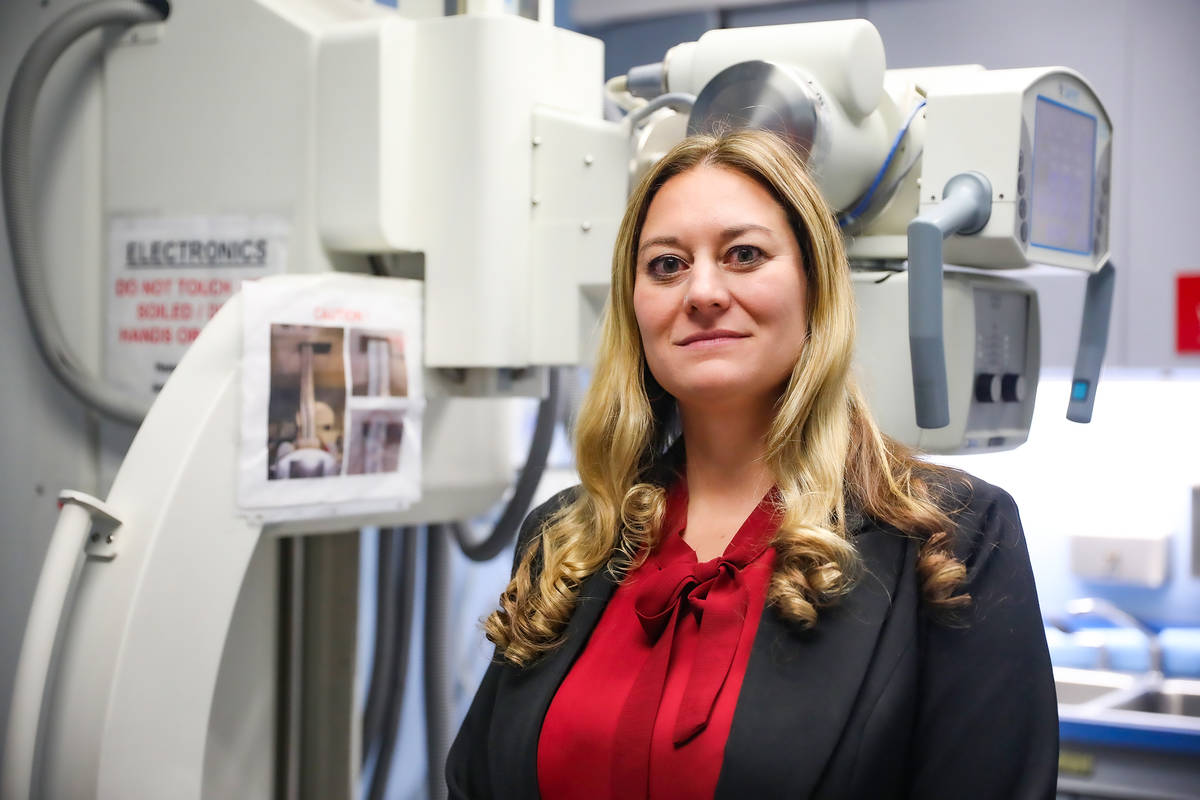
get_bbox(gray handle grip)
[1067,260,1115,423]
[906,223,950,429]
[906,172,992,429]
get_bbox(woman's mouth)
[675,330,750,347]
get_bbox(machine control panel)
[973,371,1026,403]
[964,286,1038,448]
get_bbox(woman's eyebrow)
[638,225,774,254]
[637,235,683,254]
[720,224,773,240]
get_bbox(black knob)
[974,373,1000,403]
[1001,373,1025,403]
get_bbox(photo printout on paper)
[106,214,289,406]
[238,273,424,522]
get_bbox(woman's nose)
[684,261,731,313]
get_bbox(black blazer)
[447,474,1058,799]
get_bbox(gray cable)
[424,524,452,800]
[625,92,696,131]
[365,526,417,800]
[453,366,562,562]
[362,529,398,769]
[3,0,169,426]
[625,62,665,99]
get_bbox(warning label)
[106,214,289,405]
[1178,273,1200,354]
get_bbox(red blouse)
[537,481,780,800]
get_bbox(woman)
[447,129,1057,799]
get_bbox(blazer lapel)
[715,523,909,799]
[490,567,617,800]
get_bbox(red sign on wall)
[1179,273,1200,354]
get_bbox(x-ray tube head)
[685,58,893,211]
[668,21,894,211]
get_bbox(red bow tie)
[611,486,779,799]
[632,554,754,744]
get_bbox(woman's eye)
[649,255,686,277]
[728,245,763,266]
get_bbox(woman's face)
[633,164,809,413]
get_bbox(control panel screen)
[1030,95,1096,255]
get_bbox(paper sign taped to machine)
[106,214,288,406]
[238,273,424,523]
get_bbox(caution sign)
[106,214,288,405]
[237,274,424,523]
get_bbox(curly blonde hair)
[487,129,968,666]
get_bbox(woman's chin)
[667,382,773,415]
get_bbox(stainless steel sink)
[1106,678,1200,718]
[1056,667,1200,739]
[1050,606,1200,798]
[1056,670,1200,799]
[1054,666,1138,706]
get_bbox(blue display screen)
[1071,379,1091,401]
[1031,96,1097,255]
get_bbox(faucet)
[1052,598,1163,675]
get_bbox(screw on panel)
[531,136,543,146]
[584,154,595,166]
[581,221,592,232]
[531,196,540,206]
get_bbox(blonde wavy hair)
[487,129,969,666]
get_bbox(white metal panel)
[102,0,383,281]
[409,14,540,367]
[316,17,419,252]
[410,15,605,367]
[201,535,276,800]
[529,106,625,365]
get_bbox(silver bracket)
[59,490,124,561]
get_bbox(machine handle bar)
[1067,261,1115,423]
[2,491,120,800]
[905,171,992,429]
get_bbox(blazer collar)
[489,520,907,800]
[490,567,618,800]
[715,522,910,798]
